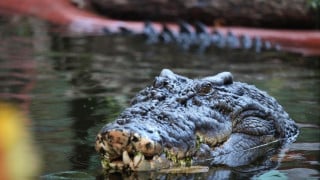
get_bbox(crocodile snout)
[95,129,162,160]
[95,128,166,171]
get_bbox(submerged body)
[95,69,298,171]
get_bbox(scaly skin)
[95,69,299,171]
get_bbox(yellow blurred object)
[0,103,25,151]
[0,102,41,180]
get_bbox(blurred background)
[0,0,319,179]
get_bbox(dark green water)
[0,17,319,179]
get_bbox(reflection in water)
[68,97,122,171]
[0,36,36,114]
[0,17,319,179]
[69,98,100,170]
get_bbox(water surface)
[0,17,319,179]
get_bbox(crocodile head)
[95,69,298,171]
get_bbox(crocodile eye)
[153,77,169,88]
[198,82,212,95]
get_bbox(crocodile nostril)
[131,134,140,142]
[132,137,139,142]
[99,147,106,155]
[145,142,152,150]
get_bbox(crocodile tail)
[126,21,281,53]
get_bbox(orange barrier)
[0,0,319,56]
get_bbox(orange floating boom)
[0,0,319,56]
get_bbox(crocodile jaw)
[100,150,173,171]
[95,131,175,171]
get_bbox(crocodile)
[118,21,279,53]
[119,21,275,52]
[95,69,299,172]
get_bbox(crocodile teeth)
[122,151,132,165]
[132,152,145,168]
